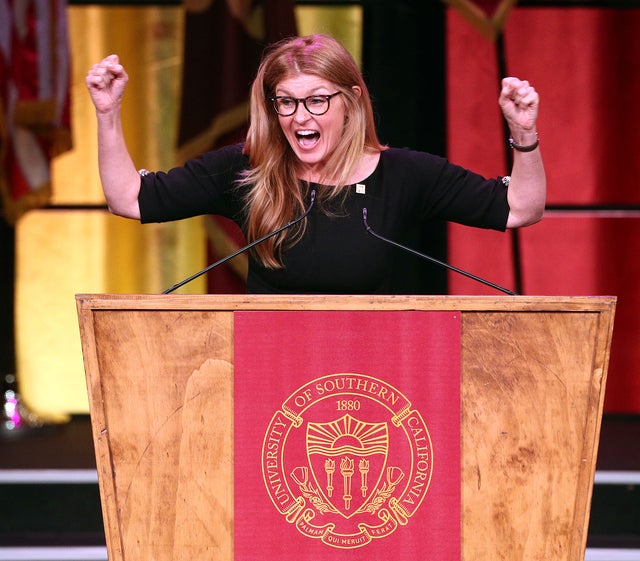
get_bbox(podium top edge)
[75,293,617,313]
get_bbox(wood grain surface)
[76,295,615,561]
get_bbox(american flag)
[0,0,71,223]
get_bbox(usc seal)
[261,373,432,549]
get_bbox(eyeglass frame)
[268,91,343,116]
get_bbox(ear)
[351,85,362,98]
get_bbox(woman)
[86,34,545,294]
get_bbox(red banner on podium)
[234,311,461,561]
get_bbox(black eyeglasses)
[269,92,342,116]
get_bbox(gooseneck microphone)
[162,190,316,294]
[362,208,517,295]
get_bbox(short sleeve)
[138,143,249,223]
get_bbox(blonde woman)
[86,34,545,294]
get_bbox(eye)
[307,96,327,107]
[278,97,296,109]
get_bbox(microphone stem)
[362,208,517,296]
[162,191,316,294]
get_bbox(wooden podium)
[76,294,616,561]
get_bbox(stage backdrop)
[13,3,361,416]
[446,6,640,413]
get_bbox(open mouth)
[296,130,320,147]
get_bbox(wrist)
[509,132,539,152]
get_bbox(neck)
[297,149,381,186]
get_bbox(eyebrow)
[275,86,333,96]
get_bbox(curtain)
[15,5,206,415]
[446,6,640,413]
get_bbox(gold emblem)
[261,373,432,549]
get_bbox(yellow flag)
[442,0,518,40]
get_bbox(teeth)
[296,130,320,147]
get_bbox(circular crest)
[261,372,432,549]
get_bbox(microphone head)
[362,208,372,232]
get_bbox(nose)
[293,102,310,122]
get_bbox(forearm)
[505,130,546,229]
[96,111,142,219]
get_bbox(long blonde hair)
[240,34,386,268]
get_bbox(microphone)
[362,208,517,295]
[162,190,316,294]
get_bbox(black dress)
[139,143,509,294]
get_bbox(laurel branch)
[356,482,397,514]
[297,482,338,514]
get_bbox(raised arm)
[499,77,546,229]
[85,55,141,219]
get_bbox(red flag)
[178,0,297,293]
[0,0,72,223]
